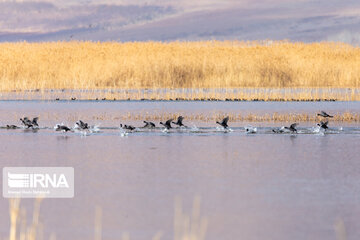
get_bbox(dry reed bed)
[0,41,359,101]
[109,112,360,123]
[3,112,359,123]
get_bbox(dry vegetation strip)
[0,41,359,93]
[1,88,359,101]
[4,111,360,123]
[116,112,360,123]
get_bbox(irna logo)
[8,173,69,188]
[3,167,74,198]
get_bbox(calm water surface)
[0,101,359,240]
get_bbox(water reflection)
[56,135,71,141]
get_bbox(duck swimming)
[120,124,136,131]
[55,124,71,132]
[272,128,284,133]
[273,123,298,133]
[245,126,257,133]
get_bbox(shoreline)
[0,87,359,101]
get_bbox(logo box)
[3,167,74,198]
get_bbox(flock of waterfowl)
[0,111,340,135]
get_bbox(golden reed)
[7,197,207,240]
[0,41,359,100]
[5,111,359,123]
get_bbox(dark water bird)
[32,117,39,127]
[143,121,156,129]
[172,116,186,127]
[272,128,284,133]
[216,116,229,129]
[160,119,173,129]
[245,126,257,133]
[6,125,18,129]
[20,117,39,128]
[317,111,333,118]
[317,120,329,130]
[75,120,89,130]
[55,124,71,132]
[120,124,136,131]
[20,117,30,126]
[284,123,298,133]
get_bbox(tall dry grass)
[0,41,359,92]
[8,198,45,240]
[7,197,207,240]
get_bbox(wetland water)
[0,101,359,240]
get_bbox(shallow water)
[0,101,359,240]
[0,100,359,126]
